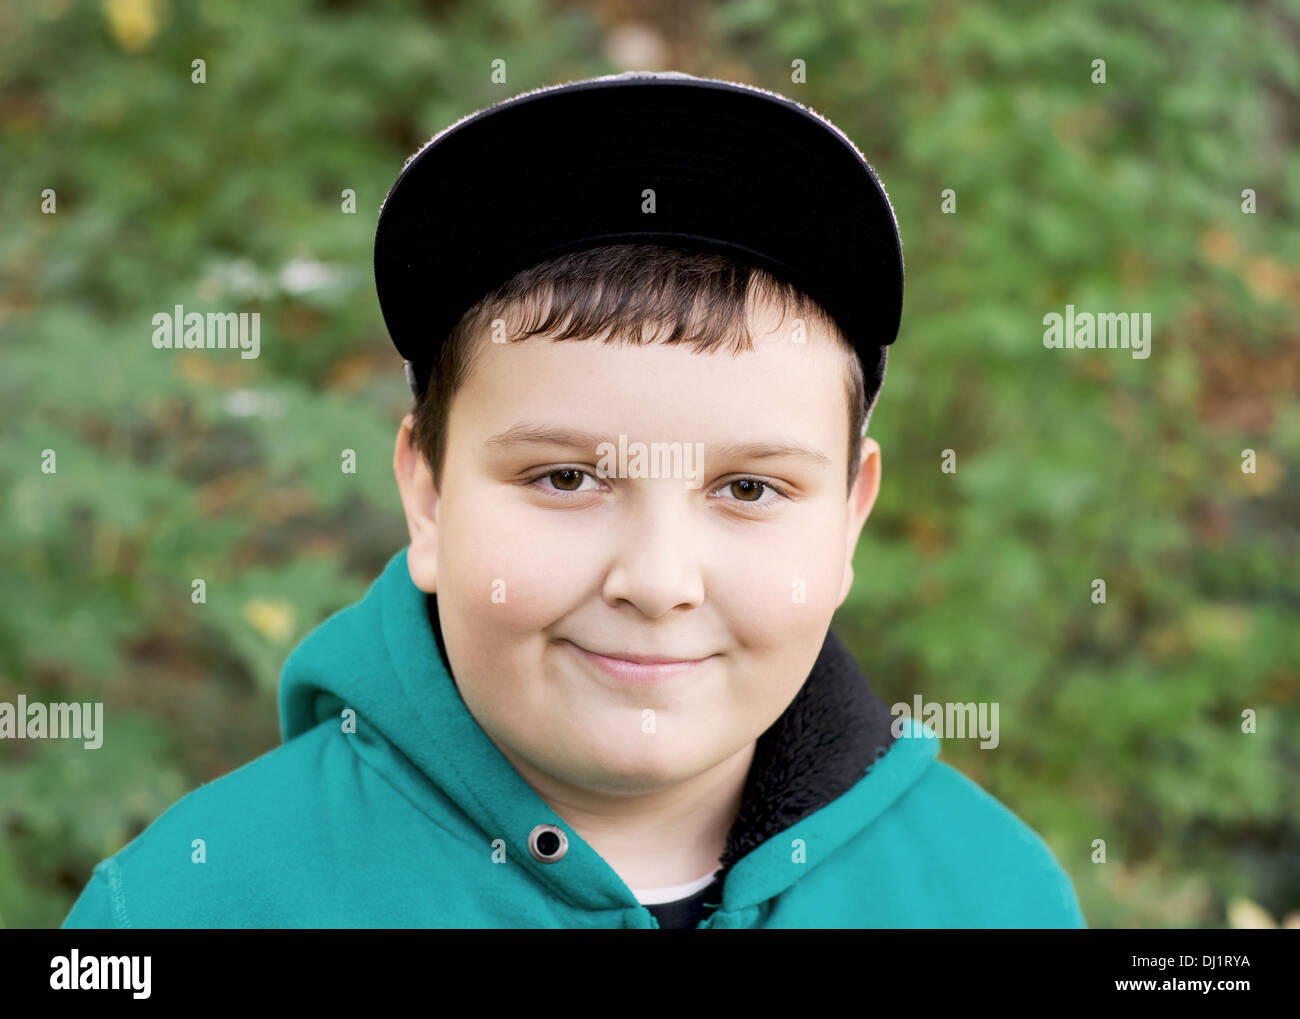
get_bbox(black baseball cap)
[374,70,904,401]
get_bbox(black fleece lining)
[715,625,897,874]
[424,594,896,890]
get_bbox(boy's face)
[394,294,880,800]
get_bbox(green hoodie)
[63,546,1086,929]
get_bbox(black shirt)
[644,875,724,930]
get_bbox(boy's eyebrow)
[484,423,831,467]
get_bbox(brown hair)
[407,243,885,496]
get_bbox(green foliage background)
[1,0,1296,928]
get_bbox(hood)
[279,546,939,911]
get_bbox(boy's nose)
[599,507,705,618]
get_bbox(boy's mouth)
[557,639,718,685]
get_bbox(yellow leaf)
[1198,226,1239,267]
[103,0,164,53]
[177,353,214,384]
[1226,896,1276,929]
[243,598,296,644]
[1243,256,1291,302]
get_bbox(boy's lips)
[559,639,718,685]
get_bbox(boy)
[64,71,1085,929]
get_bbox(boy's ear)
[393,413,440,593]
[838,437,881,606]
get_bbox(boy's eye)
[724,479,769,503]
[525,469,788,510]
[534,468,600,493]
[713,478,788,511]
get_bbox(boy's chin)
[547,742,719,794]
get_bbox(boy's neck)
[494,738,756,891]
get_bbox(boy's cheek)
[446,559,572,621]
[724,534,847,632]
[437,499,588,619]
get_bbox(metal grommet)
[527,823,569,863]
